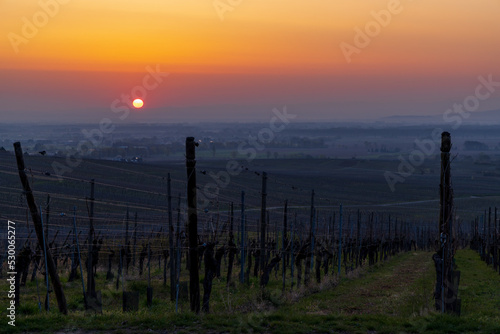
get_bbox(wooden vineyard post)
[259,172,268,278]
[186,137,200,313]
[356,210,361,268]
[125,207,130,274]
[45,194,50,245]
[290,213,295,290]
[87,179,96,298]
[240,191,245,283]
[43,195,50,286]
[305,190,315,285]
[433,131,460,314]
[488,207,491,265]
[347,213,352,269]
[227,202,236,285]
[494,207,498,272]
[147,243,153,307]
[40,208,50,310]
[168,173,175,300]
[13,142,67,314]
[133,212,138,268]
[480,213,484,259]
[282,200,288,291]
[338,204,343,277]
[72,207,87,308]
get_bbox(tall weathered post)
[133,212,138,267]
[434,131,460,314]
[13,142,67,314]
[125,207,130,274]
[309,190,315,272]
[45,194,50,242]
[168,173,175,300]
[487,207,491,264]
[356,210,361,268]
[87,179,96,297]
[240,191,245,283]
[259,172,267,275]
[494,207,498,272]
[186,137,200,313]
[338,204,343,277]
[227,202,236,285]
[282,199,288,291]
[72,207,87,308]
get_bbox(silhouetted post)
[434,131,459,314]
[338,204,343,277]
[72,207,87,308]
[282,200,288,291]
[133,212,138,268]
[44,194,50,283]
[118,245,124,292]
[167,173,175,300]
[305,190,314,285]
[125,207,130,274]
[240,191,245,283]
[482,212,486,259]
[290,213,295,289]
[259,172,267,276]
[40,208,50,310]
[388,214,391,244]
[370,212,374,245]
[488,207,491,264]
[227,202,236,285]
[332,212,336,253]
[186,137,200,313]
[87,179,95,297]
[176,193,182,273]
[356,210,361,268]
[147,243,153,307]
[13,142,67,314]
[494,207,498,272]
[45,194,50,243]
[175,195,182,313]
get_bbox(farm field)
[1,150,499,223]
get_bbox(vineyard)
[0,139,499,333]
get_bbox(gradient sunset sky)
[1,0,499,123]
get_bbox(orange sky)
[1,0,499,122]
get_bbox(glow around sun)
[132,98,144,109]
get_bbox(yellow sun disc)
[133,98,144,108]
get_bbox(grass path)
[248,250,500,333]
[296,252,434,316]
[262,251,435,333]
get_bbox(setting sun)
[132,98,144,109]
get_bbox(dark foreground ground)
[1,249,499,334]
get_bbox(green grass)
[455,249,500,319]
[2,249,499,333]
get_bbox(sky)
[1,0,499,123]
